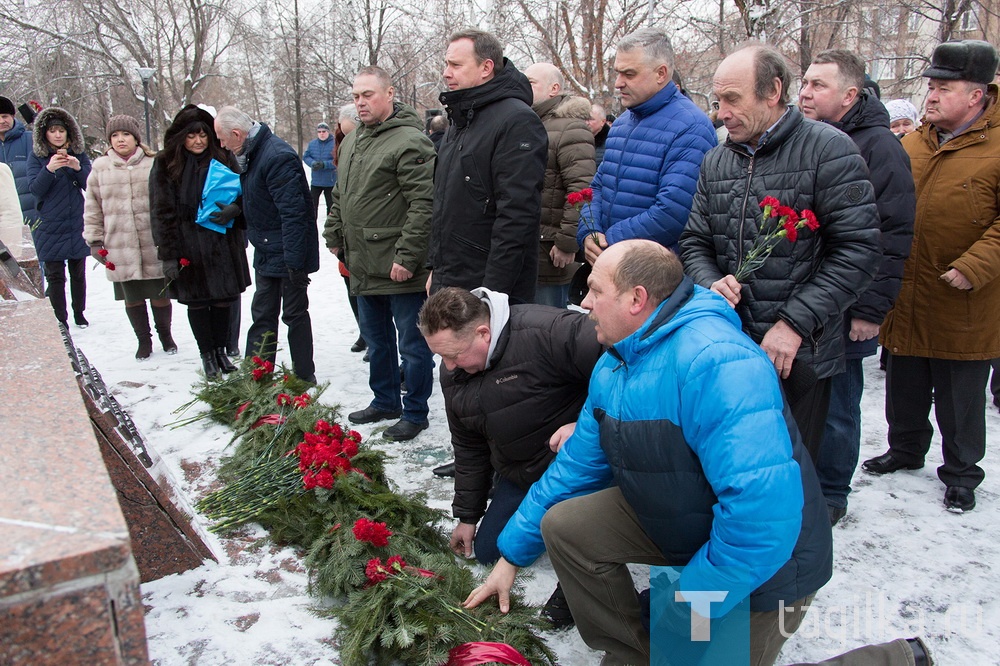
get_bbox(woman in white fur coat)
[84,115,176,360]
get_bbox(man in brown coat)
[524,62,596,308]
[864,40,1000,513]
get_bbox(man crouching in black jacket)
[417,286,603,627]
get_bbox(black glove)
[162,260,181,281]
[311,161,324,169]
[210,201,241,225]
[288,269,311,288]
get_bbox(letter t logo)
[675,590,729,641]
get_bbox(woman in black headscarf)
[149,105,250,378]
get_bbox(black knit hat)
[0,96,15,116]
[106,114,143,144]
[923,40,999,85]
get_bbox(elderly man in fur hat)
[864,40,1000,514]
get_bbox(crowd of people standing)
[2,26,998,666]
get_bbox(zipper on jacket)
[736,154,756,268]
[482,198,491,214]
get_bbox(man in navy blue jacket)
[579,28,717,263]
[215,106,319,382]
[0,96,38,225]
[798,50,916,525]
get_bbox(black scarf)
[178,151,210,218]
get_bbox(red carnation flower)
[179,257,191,267]
[783,218,798,243]
[98,248,108,257]
[566,192,582,206]
[386,555,407,571]
[293,393,311,409]
[801,209,820,231]
[342,439,359,458]
[759,196,780,210]
[578,187,593,202]
[276,393,293,406]
[314,467,334,489]
[365,558,388,584]
[353,518,393,547]
[105,261,116,271]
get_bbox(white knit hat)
[884,99,919,125]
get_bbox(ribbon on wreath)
[446,642,532,666]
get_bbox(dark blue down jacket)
[498,279,832,614]
[240,123,319,277]
[0,120,38,224]
[26,107,91,262]
[577,83,716,252]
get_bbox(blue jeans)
[534,284,570,309]
[473,476,529,565]
[816,358,864,509]
[357,291,433,425]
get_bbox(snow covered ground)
[68,230,999,665]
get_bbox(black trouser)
[311,186,333,218]
[886,354,989,489]
[43,258,86,324]
[784,375,831,462]
[245,271,315,381]
[227,297,241,352]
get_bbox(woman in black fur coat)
[149,105,251,378]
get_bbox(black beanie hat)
[0,96,15,116]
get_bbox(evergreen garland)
[189,358,556,664]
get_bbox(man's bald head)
[525,62,565,105]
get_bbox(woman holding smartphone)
[27,106,93,328]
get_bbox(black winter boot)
[541,583,575,629]
[187,307,217,378]
[215,348,238,373]
[125,305,153,360]
[200,352,221,379]
[210,305,237,373]
[151,304,178,354]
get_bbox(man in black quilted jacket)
[679,45,881,460]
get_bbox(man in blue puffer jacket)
[302,122,336,218]
[0,96,39,225]
[578,29,716,263]
[465,240,832,665]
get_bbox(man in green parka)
[324,66,436,442]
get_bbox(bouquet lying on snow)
[177,349,556,666]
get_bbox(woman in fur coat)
[149,105,251,379]
[84,115,176,360]
[26,106,92,327]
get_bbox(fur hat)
[923,40,999,85]
[106,114,143,144]
[884,99,920,125]
[32,107,85,156]
[0,96,14,116]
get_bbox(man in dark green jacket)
[324,66,436,441]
